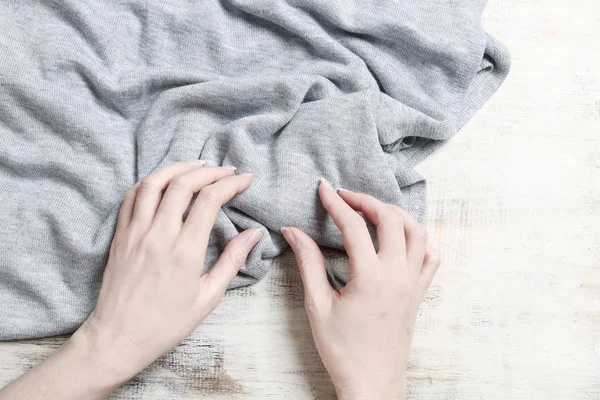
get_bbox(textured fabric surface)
[0,0,509,339]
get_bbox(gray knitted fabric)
[0,0,509,339]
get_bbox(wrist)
[337,389,404,400]
[335,375,406,400]
[67,316,145,389]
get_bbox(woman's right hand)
[0,161,263,400]
[281,179,441,400]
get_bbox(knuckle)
[390,203,405,213]
[169,175,191,191]
[388,211,404,226]
[296,249,312,268]
[139,176,159,194]
[224,249,245,270]
[139,234,161,256]
[364,269,386,293]
[389,204,405,215]
[345,215,367,231]
[198,186,222,207]
[171,251,191,268]
[387,206,405,225]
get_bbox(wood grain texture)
[1,0,599,398]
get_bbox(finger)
[152,167,237,234]
[336,189,406,260]
[419,243,441,289]
[281,227,335,310]
[116,182,140,231]
[130,160,208,232]
[318,179,376,273]
[393,206,429,271]
[202,227,265,297]
[181,174,254,249]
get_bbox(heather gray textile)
[0,0,509,339]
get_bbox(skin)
[0,163,440,400]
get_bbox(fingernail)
[337,188,349,193]
[190,159,207,166]
[280,227,296,245]
[319,178,333,190]
[223,165,237,171]
[239,173,254,177]
[249,227,265,242]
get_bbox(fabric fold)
[0,0,509,339]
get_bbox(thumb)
[281,227,335,309]
[203,227,265,297]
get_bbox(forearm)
[0,327,131,400]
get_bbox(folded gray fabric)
[0,0,509,339]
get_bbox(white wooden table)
[1,0,599,398]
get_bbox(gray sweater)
[0,0,509,339]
